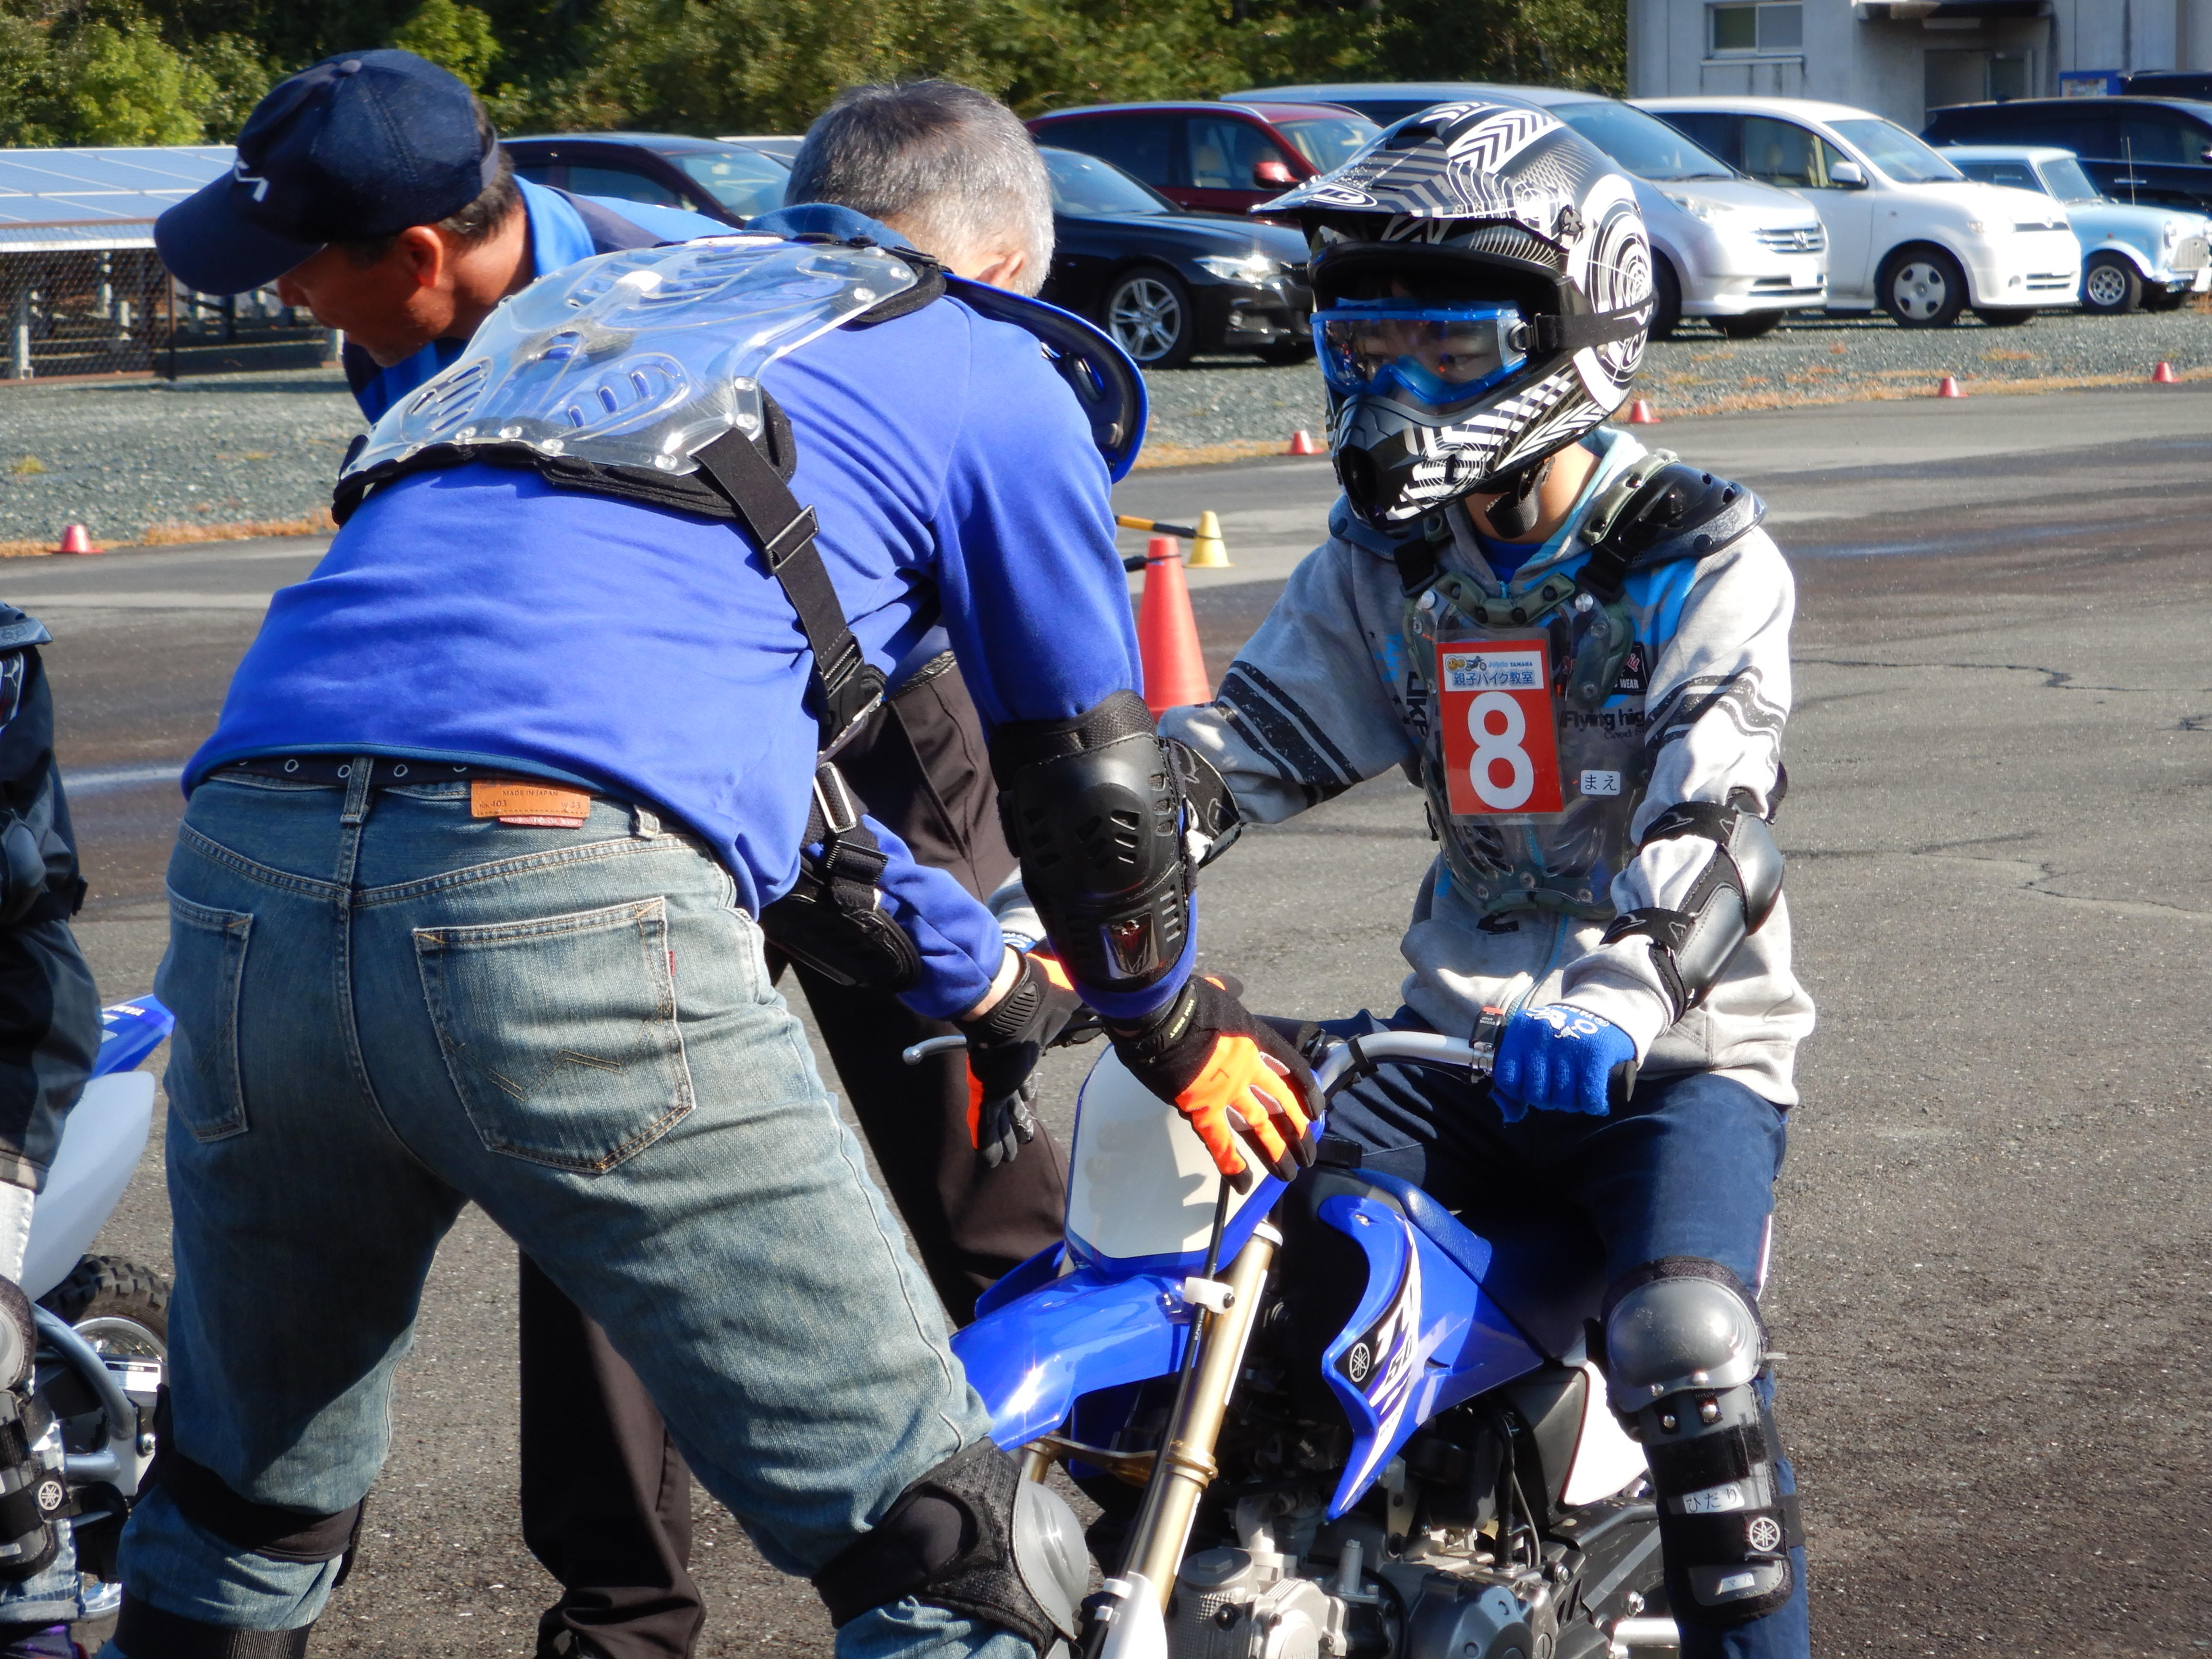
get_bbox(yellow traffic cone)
[1186,509,1231,569]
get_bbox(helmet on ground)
[1261,100,1654,530]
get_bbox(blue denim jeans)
[1322,1013,1809,1659]
[102,768,1025,1659]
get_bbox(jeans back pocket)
[156,891,254,1142]
[414,897,694,1173]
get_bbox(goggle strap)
[1534,301,1653,354]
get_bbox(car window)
[667,147,787,218]
[1188,115,1292,190]
[511,161,559,189]
[567,164,689,209]
[1740,117,1845,187]
[1041,147,1175,215]
[1330,98,1455,127]
[2035,157,2103,201]
[1044,114,1178,189]
[1554,101,1733,181]
[2119,111,2201,164]
[1655,111,1741,169]
[1274,115,1382,172]
[1829,118,1965,182]
[1956,159,2042,191]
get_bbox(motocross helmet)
[1260,100,1654,530]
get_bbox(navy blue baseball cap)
[156,49,502,295]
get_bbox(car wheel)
[1104,267,1197,369]
[2080,252,2143,314]
[1713,311,1784,339]
[1878,245,1967,327]
[1649,257,1684,340]
[1972,306,2036,327]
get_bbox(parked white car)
[1226,83,1829,337]
[1939,145,2212,315]
[1637,96,2081,326]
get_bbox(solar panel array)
[0,146,231,251]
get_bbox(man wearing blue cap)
[155,56,1082,1659]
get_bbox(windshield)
[1043,147,1176,216]
[1829,119,1965,183]
[2037,156,2104,202]
[1554,100,1733,180]
[1276,114,1383,171]
[668,147,789,217]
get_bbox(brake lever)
[900,1008,1106,1068]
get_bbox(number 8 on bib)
[1436,637,1565,817]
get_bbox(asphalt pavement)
[31,381,2212,1655]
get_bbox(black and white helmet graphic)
[1262,100,1654,529]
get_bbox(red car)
[1027,100,1381,217]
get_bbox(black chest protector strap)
[690,425,886,757]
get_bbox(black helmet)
[1262,101,1654,530]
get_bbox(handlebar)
[902,1010,1636,1112]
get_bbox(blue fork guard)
[952,1263,1194,1450]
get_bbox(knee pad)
[0,1277,61,1584]
[812,1441,1088,1657]
[1603,1259,1799,1626]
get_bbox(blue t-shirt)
[196,262,1141,1019]
[346,180,730,425]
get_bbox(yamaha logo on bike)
[1345,1341,1373,1384]
[1745,1515,1784,1554]
[34,1478,62,1514]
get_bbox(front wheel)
[1713,310,1784,339]
[41,1254,168,1358]
[1649,256,1684,340]
[1104,267,1198,369]
[2081,251,2144,314]
[1973,306,2036,327]
[1879,245,1967,327]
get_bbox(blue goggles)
[1311,300,1530,410]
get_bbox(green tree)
[187,28,276,138]
[393,0,500,87]
[0,13,55,145]
[53,19,214,143]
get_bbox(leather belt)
[219,756,600,794]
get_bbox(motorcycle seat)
[1355,1170,1607,1361]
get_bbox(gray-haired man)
[527,81,1079,1659]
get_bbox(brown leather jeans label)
[470,780,592,828]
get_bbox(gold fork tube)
[1123,1222,1281,1607]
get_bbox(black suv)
[1922,97,2212,210]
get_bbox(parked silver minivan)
[1227,81,1830,337]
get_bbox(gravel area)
[0,369,362,549]
[4,301,2210,542]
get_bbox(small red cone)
[1137,535,1211,715]
[2152,360,2177,383]
[1286,429,1321,456]
[1625,398,1659,425]
[53,524,100,555]
[1935,375,1965,398]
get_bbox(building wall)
[1629,0,2212,126]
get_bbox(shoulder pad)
[0,609,51,651]
[1579,454,1763,599]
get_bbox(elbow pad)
[989,690,1236,992]
[1600,799,1783,1022]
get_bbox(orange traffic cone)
[1137,535,1211,715]
[1286,429,1321,456]
[2152,360,2178,383]
[1935,375,1965,398]
[1625,399,1659,425]
[53,524,100,555]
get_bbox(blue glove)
[1491,1004,1637,1121]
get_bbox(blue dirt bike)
[940,1021,1678,1659]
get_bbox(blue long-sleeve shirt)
[191,254,1142,1019]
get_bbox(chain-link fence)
[0,246,332,384]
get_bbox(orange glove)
[955,952,1081,1166]
[1109,975,1321,1191]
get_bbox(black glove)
[955,952,1082,1167]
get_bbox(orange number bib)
[1436,637,1565,817]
